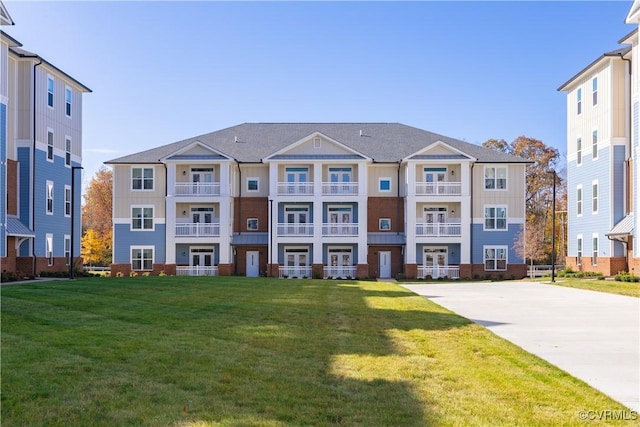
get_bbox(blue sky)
[3,1,635,186]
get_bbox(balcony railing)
[175,223,220,237]
[323,266,356,279]
[416,182,461,195]
[322,223,358,236]
[415,221,461,237]
[279,266,312,278]
[176,266,219,276]
[277,182,314,195]
[175,183,221,196]
[322,182,359,195]
[277,223,314,236]
[417,265,460,279]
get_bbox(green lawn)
[1,277,628,426]
[535,277,640,297]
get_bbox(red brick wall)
[234,246,267,276]
[367,246,403,278]
[467,264,527,280]
[367,197,404,232]
[234,197,268,232]
[565,256,628,276]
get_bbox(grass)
[534,277,640,297]
[1,277,629,426]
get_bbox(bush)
[614,272,640,282]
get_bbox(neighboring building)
[559,0,640,276]
[0,0,91,277]
[107,123,531,279]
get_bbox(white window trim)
[576,185,583,217]
[577,234,583,265]
[47,75,54,109]
[46,233,54,266]
[65,85,72,118]
[313,137,321,149]
[64,234,71,266]
[246,177,260,192]
[483,245,508,271]
[46,180,54,215]
[47,128,54,162]
[592,77,598,106]
[379,177,392,193]
[64,185,72,217]
[592,180,598,215]
[131,205,155,231]
[577,88,582,115]
[379,218,391,231]
[592,233,598,266]
[131,166,154,191]
[65,136,72,167]
[483,166,507,191]
[483,205,508,231]
[131,245,154,271]
[576,137,582,166]
[592,129,598,160]
[247,218,259,231]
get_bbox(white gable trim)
[0,1,14,26]
[160,140,233,162]
[263,131,371,162]
[402,140,477,162]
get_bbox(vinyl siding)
[368,164,399,197]
[0,103,6,257]
[113,223,166,264]
[471,223,524,265]
[239,164,269,197]
[472,164,526,219]
[112,164,166,218]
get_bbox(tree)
[82,167,113,265]
[513,216,547,277]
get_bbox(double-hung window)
[132,167,154,190]
[576,185,582,216]
[65,138,72,167]
[64,235,71,266]
[577,88,582,114]
[592,181,598,214]
[47,130,54,161]
[131,246,153,271]
[64,185,72,217]
[592,130,598,159]
[577,236,583,265]
[484,167,507,190]
[576,138,582,165]
[46,234,54,266]
[65,86,72,117]
[47,76,54,107]
[46,181,54,214]
[484,206,507,230]
[132,206,154,230]
[592,77,598,106]
[484,246,507,271]
[592,235,598,266]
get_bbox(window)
[577,236,583,265]
[577,88,582,115]
[64,185,71,217]
[64,235,71,266]
[132,206,154,230]
[484,167,507,190]
[247,218,258,231]
[592,130,598,159]
[314,137,321,149]
[576,185,582,216]
[592,181,598,214]
[46,181,54,214]
[132,167,153,190]
[379,178,391,192]
[247,178,259,192]
[47,130,54,161]
[484,246,507,271]
[592,77,598,106]
[576,138,582,165]
[65,138,71,167]
[47,76,54,107]
[592,235,598,266]
[131,246,153,271]
[46,234,54,266]
[484,206,507,230]
[379,218,391,231]
[65,86,72,117]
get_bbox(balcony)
[415,182,461,196]
[277,223,314,236]
[277,182,314,195]
[322,182,359,196]
[415,221,461,237]
[323,266,356,279]
[417,265,460,279]
[175,183,221,196]
[176,266,219,276]
[279,266,312,278]
[322,223,358,237]
[175,223,220,237]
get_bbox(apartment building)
[0,0,91,276]
[558,0,640,276]
[107,123,530,280]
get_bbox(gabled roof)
[627,0,640,23]
[106,123,532,165]
[403,140,476,162]
[263,131,371,162]
[0,1,14,26]
[558,45,632,92]
[0,30,20,47]
[9,46,92,93]
[160,140,232,162]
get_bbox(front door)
[424,249,447,278]
[329,207,352,235]
[329,168,352,194]
[424,168,446,194]
[246,251,259,277]
[191,169,213,195]
[190,248,214,275]
[192,208,214,236]
[286,207,309,235]
[285,250,309,278]
[379,251,391,278]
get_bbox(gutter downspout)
[618,51,632,270]
[397,160,403,274]
[235,160,241,275]
[470,163,474,273]
[32,59,42,275]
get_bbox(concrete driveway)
[403,281,640,411]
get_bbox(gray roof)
[231,233,269,246]
[368,232,406,245]
[606,213,634,240]
[106,123,532,165]
[6,216,33,237]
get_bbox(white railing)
[175,223,220,237]
[176,266,219,276]
[417,265,460,279]
[527,265,565,278]
[415,222,461,237]
[277,182,314,195]
[277,223,314,236]
[322,223,359,236]
[322,182,359,195]
[279,266,312,278]
[416,182,461,195]
[175,183,221,196]
[323,266,356,279]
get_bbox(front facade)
[559,0,640,276]
[108,123,530,280]
[0,0,91,277]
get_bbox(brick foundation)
[312,264,323,279]
[565,256,630,276]
[267,264,280,277]
[356,264,369,280]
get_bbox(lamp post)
[549,171,556,282]
[70,166,83,278]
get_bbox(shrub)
[115,271,124,277]
[158,271,167,277]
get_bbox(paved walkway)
[403,281,640,411]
